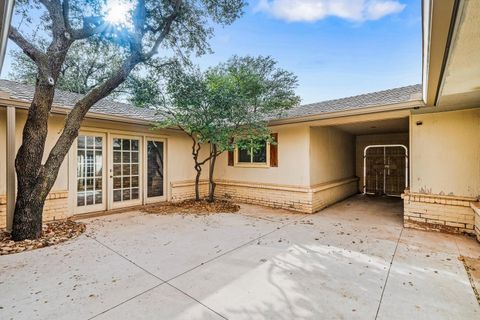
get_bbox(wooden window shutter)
[270,133,278,167]
[228,138,234,166]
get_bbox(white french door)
[110,136,143,208]
[76,133,107,214]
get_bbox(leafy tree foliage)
[8,0,245,240]
[158,56,300,201]
[10,39,125,96]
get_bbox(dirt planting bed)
[143,199,240,215]
[0,220,86,256]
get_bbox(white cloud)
[255,0,406,22]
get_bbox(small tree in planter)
[158,56,300,202]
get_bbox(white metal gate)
[363,144,408,197]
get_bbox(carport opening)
[322,116,410,201]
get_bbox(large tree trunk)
[12,188,47,240]
[11,56,140,240]
[208,144,218,202]
[11,78,58,240]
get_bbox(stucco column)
[6,105,15,231]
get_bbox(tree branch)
[39,0,66,40]
[143,0,182,60]
[71,16,105,40]
[8,27,46,64]
[62,0,72,32]
[42,53,142,180]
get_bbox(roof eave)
[268,99,425,126]
[422,0,460,106]
[0,97,162,127]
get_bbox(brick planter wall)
[170,180,209,202]
[403,191,477,235]
[0,191,69,229]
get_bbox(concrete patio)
[0,195,479,319]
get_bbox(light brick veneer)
[216,177,359,213]
[170,180,209,202]
[403,191,477,235]
[0,191,69,229]
[312,178,359,212]
[216,180,312,212]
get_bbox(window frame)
[234,141,271,168]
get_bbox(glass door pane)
[77,135,103,207]
[147,141,164,198]
[112,138,140,202]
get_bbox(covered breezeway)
[313,114,410,199]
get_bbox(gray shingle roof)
[0,79,422,123]
[0,79,162,122]
[279,84,423,120]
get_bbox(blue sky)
[1,0,421,105]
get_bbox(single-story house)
[1,0,479,240]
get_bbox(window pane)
[95,137,102,148]
[95,178,102,190]
[77,151,85,178]
[86,192,94,205]
[95,191,102,204]
[113,177,122,189]
[238,148,251,163]
[113,138,121,150]
[77,179,85,191]
[123,189,131,201]
[131,151,139,163]
[122,164,131,175]
[86,136,94,148]
[131,140,139,151]
[122,177,131,188]
[95,157,103,176]
[122,151,130,163]
[131,188,139,199]
[113,164,122,176]
[131,164,139,175]
[113,151,122,163]
[252,143,267,163]
[77,193,85,206]
[78,136,86,149]
[86,178,94,191]
[131,176,139,188]
[122,139,130,150]
[113,190,122,202]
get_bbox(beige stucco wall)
[214,125,310,187]
[355,132,409,192]
[410,108,480,198]
[0,110,70,194]
[309,126,355,186]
